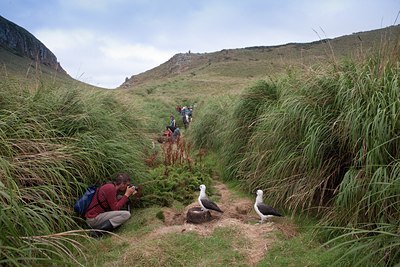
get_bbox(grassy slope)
[85,26,398,267]
[118,26,400,137]
[0,46,107,91]
[1,25,399,266]
[122,26,400,98]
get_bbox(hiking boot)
[89,220,114,238]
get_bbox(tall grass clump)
[188,95,235,150]
[0,80,146,266]
[192,42,400,265]
[321,49,400,266]
[239,70,345,210]
[220,80,280,183]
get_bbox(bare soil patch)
[143,182,298,266]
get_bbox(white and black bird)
[198,184,223,213]
[254,189,282,223]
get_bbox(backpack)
[74,185,98,216]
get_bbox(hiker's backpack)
[74,185,98,216]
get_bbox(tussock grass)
[188,95,236,150]
[322,223,400,266]
[260,218,348,267]
[190,41,400,265]
[0,80,146,265]
[2,25,399,267]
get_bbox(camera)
[129,184,138,190]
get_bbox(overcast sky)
[1,0,399,88]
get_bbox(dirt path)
[143,182,297,266]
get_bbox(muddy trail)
[140,182,298,266]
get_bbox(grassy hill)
[2,24,399,98]
[0,46,107,91]
[120,25,400,100]
[115,25,400,135]
[1,23,391,135]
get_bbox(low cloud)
[99,40,172,62]
[35,28,174,88]
[28,1,398,88]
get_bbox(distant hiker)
[166,126,181,142]
[180,106,188,116]
[163,128,172,138]
[169,114,176,127]
[188,106,193,121]
[158,128,172,143]
[180,106,190,129]
[85,172,137,237]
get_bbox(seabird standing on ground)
[198,184,223,213]
[254,189,282,223]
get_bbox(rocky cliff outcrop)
[120,52,209,88]
[0,15,66,74]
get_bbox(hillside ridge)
[0,15,66,74]
[120,25,400,89]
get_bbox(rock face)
[0,15,66,74]
[165,52,200,74]
[120,51,207,88]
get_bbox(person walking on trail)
[169,114,176,127]
[188,106,193,122]
[85,172,137,235]
[180,106,190,129]
[166,125,181,142]
[180,106,188,116]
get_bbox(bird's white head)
[256,189,263,197]
[199,184,207,198]
[256,189,264,203]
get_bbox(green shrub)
[137,164,213,207]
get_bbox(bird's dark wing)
[257,203,282,216]
[201,198,223,213]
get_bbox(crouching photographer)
[84,172,138,237]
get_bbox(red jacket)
[85,183,129,218]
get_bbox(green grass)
[118,227,246,266]
[0,79,148,266]
[258,215,349,267]
[1,23,400,267]
[259,229,348,267]
[188,95,236,150]
[0,47,104,91]
[77,200,340,267]
[123,26,400,101]
[189,41,400,265]
[79,193,250,266]
[317,222,400,266]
